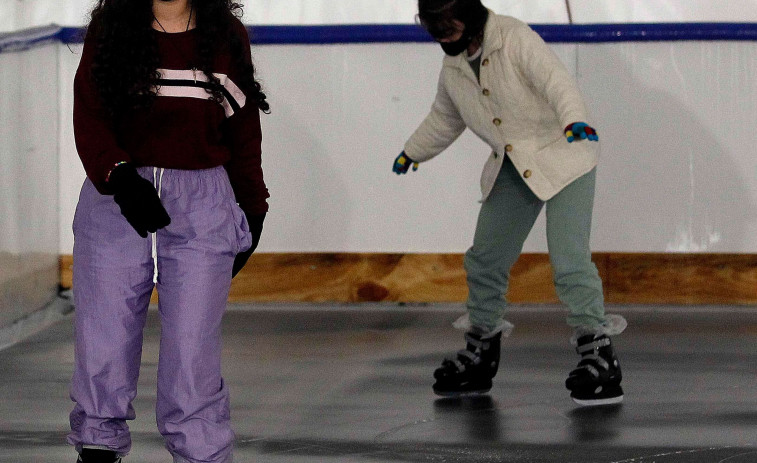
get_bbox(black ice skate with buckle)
[77,448,121,463]
[566,334,623,406]
[433,330,501,397]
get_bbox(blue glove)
[564,122,599,143]
[392,151,419,175]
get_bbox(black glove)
[232,212,265,278]
[108,164,171,238]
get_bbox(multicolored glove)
[564,122,599,143]
[392,151,419,175]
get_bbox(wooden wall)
[59,253,757,305]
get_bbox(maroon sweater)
[73,19,269,216]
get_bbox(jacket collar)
[442,10,502,72]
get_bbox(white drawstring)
[151,167,165,284]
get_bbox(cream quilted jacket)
[404,13,599,202]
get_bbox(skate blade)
[571,394,624,407]
[433,388,491,398]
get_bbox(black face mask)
[440,35,472,56]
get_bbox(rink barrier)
[60,253,757,305]
[3,23,757,53]
[7,23,757,305]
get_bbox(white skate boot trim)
[444,345,482,373]
[463,332,497,352]
[578,354,609,371]
[577,338,611,354]
[457,350,479,366]
[571,314,628,345]
[452,314,514,338]
[571,394,624,406]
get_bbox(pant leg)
[68,178,154,456]
[545,168,606,329]
[465,157,544,331]
[152,167,251,463]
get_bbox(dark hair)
[86,0,269,120]
[417,0,489,39]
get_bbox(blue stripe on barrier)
[57,27,85,44]
[535,23,757,42]
[247,25,430,44]
[0,26,62,53]
[16,22,757,48]
[249,23,757,44]
[243,24,425,44]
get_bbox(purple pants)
[68,166,251,463]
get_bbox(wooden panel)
[506,254,613,303]
[605,253,757,305]
[232,253,614,303]
[60,255,73,290]
[502,254,558,303]
[229,253,467,303]
[59,253,757,305]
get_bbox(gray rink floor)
[1,304,756,463]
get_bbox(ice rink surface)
[1,304,756,463]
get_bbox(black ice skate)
[433,330,501,397]
[566,334,623,406]
[77,448,121,463]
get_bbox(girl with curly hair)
[68,0,268,461]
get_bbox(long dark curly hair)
[86,0,269,120]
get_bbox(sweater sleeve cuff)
[105,161,130,184]
[238,199,270,217]
[403,141,434,164]
[560,112,589,131]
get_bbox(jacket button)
[523,170,532,179]
[505,144,513,152]
[493,152,498,159]
[493,118,502,126]
[482,58,490,66]
[482,89,490,96]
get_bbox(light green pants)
[465,156,605,331]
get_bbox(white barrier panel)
[0,42,60,328]
[585,41,757,252]
[0,1,567,31]
[242,0,568,25]
[571,0,757,23]
[5,0,757,31]
[56,38,757,253]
